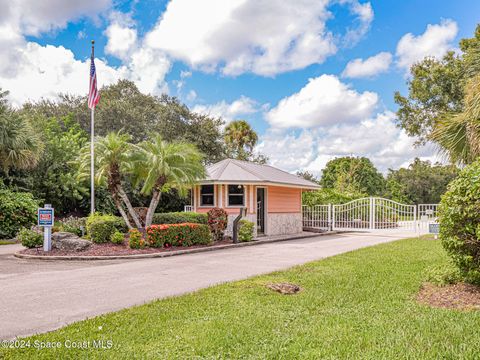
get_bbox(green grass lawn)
[0,240,15,245]
[2,237,480,359]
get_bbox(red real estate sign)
[38,208,54,227]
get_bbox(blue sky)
[2,0,479,174]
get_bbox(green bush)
[86,213,125,244]
[238,219,255,242]
[425,264,463,286]
[146,223,212,248]
[152,212,207,225]
[110,231,125,245]
[0,189,38,239]
[302,188,366,206]
[438,159,480,284]
[56,216,86,236]
[18,228,43,248]
[129,229,145,249]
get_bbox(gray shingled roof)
[200,159,320,189]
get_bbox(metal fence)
[302,205,331,230]
[303,197,433,233]
[418,204,439,233]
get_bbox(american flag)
[88,51,100,109]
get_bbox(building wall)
[266,186,302,213]
[193,184,303,237]
[266,213,303,235]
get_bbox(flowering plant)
[128,228,145,249]
[146,223,211,248]
[207,208,228,241]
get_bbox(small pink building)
[191,159,320,237]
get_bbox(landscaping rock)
[266,282,302,295]
[52,232,92,252]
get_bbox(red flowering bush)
[146,223,212,248]
[207,207,228,241]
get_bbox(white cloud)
[396,19,458,71]
[0,0,111,36]
[266,74,378,128]
[342,52,392,78]
[193,96,259,123]
[105,24,137,60]
[186,90,197,102]
[104,11,138,60]
[145,0,372,76]
[258,111,438,174]
[0,4,171,105]
[1,42,122,105]
[341,0,374,46]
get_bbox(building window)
[228,184,244,206]
[200,185,215,206]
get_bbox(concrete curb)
[13,231,342,261]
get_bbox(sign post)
[38,204,54,252]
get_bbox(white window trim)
[199,184,215,207]
[227,184,245,207]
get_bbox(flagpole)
[90,40,95,214]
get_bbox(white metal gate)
[302,197,420,232]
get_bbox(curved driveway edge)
[13,232,336,261]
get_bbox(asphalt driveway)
[0,231,413,339]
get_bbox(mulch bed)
[417,282,480,310]
[20,239,233,257]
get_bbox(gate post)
[369,197,375,230]
[331,204,335,230]
[328,203,332,231]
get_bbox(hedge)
[86,213,126,244]
[438,159,480,284]
[0,189,38,239]
[146,223,212,248]
[152,212,207,225]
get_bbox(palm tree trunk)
[113,196,134,229]
[145,189,162,228]
[116,186,143,229]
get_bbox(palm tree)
[0,91,43,173]
[77,132,141,229]
[133,135,205,227]
[224,120,258,160]
[430,74,480,164]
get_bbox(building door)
[257,188,265,234]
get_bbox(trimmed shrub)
[129,229,145,249]
[238,219,255,242]
[152,212,207,225]
[0,189,38,239]
[110,231,125,245]
[18,228,43,248]
[207,208,228,242]
[146,223,212,248]
[56,216,86,236]
[438,159,480,284]
[86,213,124,244]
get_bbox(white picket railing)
[184,205,194,212]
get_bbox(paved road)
[0,231,413,339]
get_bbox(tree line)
[0,80,262,216]
[299,156,458,205]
